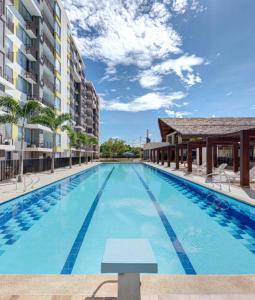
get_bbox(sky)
[62,0,255,145]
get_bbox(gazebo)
[144,118,255,187]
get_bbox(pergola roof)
[143,142,170,150]
[159,117,255,141]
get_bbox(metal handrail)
[205,171,231,192]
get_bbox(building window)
[55,3,61,20]
[16,75,31,95]
[54,22,61,38]
[17,49,28,70]
[18,1,32,22]
[55,78,61,93]
[55,59,61,73]
[56,133,61,146]
[17,25,31,46]
[5,37,13,53]
[55,96,61,110]
[0,19,4,49]
[55,40,61,56]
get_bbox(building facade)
[0,0,99,160]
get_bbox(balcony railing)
[44,0,54,16]
[6,51,14,62]
[4,73,14,84]
[43,33,54,55]
[43,77,54,92]
[26,21,37,37]
[6,18,14,33]
[43,55,54,74]
[41,98,55,109]
[26,46,37,60]
[25,71,37,83]
[43,13,54,36]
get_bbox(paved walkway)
[0,162,100,204]
[145,162,255,207]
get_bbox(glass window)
[17,25,31,46]
[56,134,61,146]
[0,19,4,49]
[55,40,61,56]
[55,3,61,20]
[5,37,13,53]
[54,22,61,37]
[18,1,32,22]
[55,59,61,73]
[55,97,61,110]
[16,75,31,95]
[17,50,28,70]
[55,78,61,93]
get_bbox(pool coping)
[0,274,254,297]
[144,162,255,208]
[0,162,102,207]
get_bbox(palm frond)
[22,100,42,118]
[0,96,20,114]
[56,113,71,128]
[0,114,18,124]
[30,115,54,131]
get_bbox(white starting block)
[101,239,158,300]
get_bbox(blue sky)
[63,0,255,145]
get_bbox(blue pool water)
[0,163,255,274]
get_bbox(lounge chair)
[205,163,229,191]
[228,166,255,182]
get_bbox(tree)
[100,138,126,159]
[0,96,41,182]
[31,107,70,173]
[62,124,77,168]
[87,136,98,161]
[76,132,89,165]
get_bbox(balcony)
[26,21,37,38]
[43,55,54,74]
[25,71,37,84]
[6,51,14,63]
[41,98,55,109]
[44,0,54,16]
[25,46,37,61]
[43,33,54,56]
[43,13,54,37]
[43,77,54,93]
[0,136,15,151]
[6,18,14,33]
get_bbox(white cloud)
[172,0,188,14]
[63,0,181,68]
[165,109,192,118]
[101,91,186,112]
[138,54,204,88]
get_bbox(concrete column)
[118,273,141,300]
[240,130,250,187]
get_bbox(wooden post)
[233,143,239,172]
[157,149,160,164]
[161,148,165,165]
[240,130,250,187]
[167,146,171,167]
[206,138,213,175]
[199,147,202,165]
[213,145,217,168]
[153,149,156,163]
[187,144,192,172]
[180,147,184,164]
[175,145,179,170]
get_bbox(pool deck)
[0,162,101,205]
[0,162,255,299]
[0,274,255,299]
[144,162,255,207]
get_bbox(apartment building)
[0,0,99,160]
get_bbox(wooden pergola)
[144,118,255,187]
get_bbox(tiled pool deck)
[0,162,255,299]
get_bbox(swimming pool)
[0,163,255,274]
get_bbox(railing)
[0,157,88,181]
[43,77,54,92]
[26,71,37,83]
[41,97,55,109]
[43,33,54,55]
[44,0,54,16]
[26,21,37,37]
[6,18,14,33]
[43,12,54,36]
[26,46,37,60]
[43,55,54,74]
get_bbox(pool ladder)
[15,173,40,192]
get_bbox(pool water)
[0,163,255,274]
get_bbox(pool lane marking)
[132,167,196,275]
[61,166,115,274]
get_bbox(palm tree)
[62,124,77,169]
[76,132,89,166]
[0,96,41,182]
[87,136,98,162]
[31,107,70,173]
